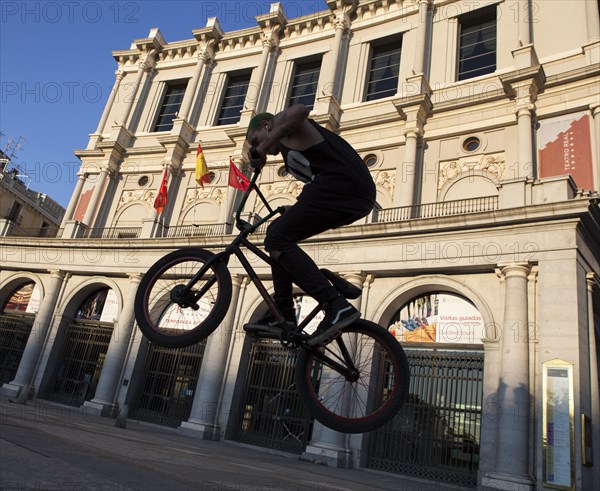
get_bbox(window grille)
[288,59,321,110]
[457,7,497,81]
[217,74,251,126]
[153,82,188,132]
[366,41,401,101]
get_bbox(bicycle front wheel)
[295,319,409,433]
[134,248,232,348]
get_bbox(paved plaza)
[0,396,455,491]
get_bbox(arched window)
[389,292,484,345]
[2,282,39,315]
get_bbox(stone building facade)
[1,1,599,490]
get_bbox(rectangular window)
[288,58,322,110]
[457,7,497,81]
[217,73,251,126]
[366,40,401,101]
[152,82,188,132]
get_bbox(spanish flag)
[195,143,210,187]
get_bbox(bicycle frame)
[181,169,322,338]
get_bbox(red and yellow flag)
[195,143,210,187]
[153,168,168,214]
[228,159,250,192]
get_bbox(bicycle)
[134,163,409,433]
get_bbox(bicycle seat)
[321,269,361,300]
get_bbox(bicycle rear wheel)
[295,319,409,433]
[134,248,232,348]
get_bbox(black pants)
[264,187,373,321]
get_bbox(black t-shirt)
[278,120,376,212]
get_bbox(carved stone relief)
[438,153,505,190]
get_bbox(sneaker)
[307,297,360,346]
[244,314,297,335]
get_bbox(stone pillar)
[126,59,156,132]
[117,66,145,127]
[518,0,531,46]
[516,103,535,180]
[246,37,274,114]
[322,15,346,99]
[178,50,210,122]
[95,69,126,136]
[586,0,600,40]
[394,129,420,207]
[585,273,600,487]
[2,270,66,398]
[412,0,431,75]
[82,167,110,226]
[511,0,539,69]
[302,271,366,468]
[483,262,534,491]
[312,10,351,126]
[85,274,142,416]
[499,69,545,188]
[179,275,245,440]
[60,172,88,228]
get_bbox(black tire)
[134,248,232,348]
[295,319,409,433]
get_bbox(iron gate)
[367,348,484,488]
[129,341,206,428]
[44,322,113,406]
[0,314,34,384]
[234,339,313,454]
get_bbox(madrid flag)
[153,169,168,214]
[228,159,250,192]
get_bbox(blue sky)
[1,1,328,207]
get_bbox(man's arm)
[255,105,309,155]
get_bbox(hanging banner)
[24,283,41,314]
[99,289,119,323]
[389,293,484,344]
[538,112,594,190]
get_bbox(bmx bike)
[134,164,409,433]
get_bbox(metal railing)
[377,196,499,223]
[2,223,60,238]
[82,227,142,239]
[163,222,228,238]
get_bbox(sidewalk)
[0,395,450,491]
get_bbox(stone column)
[321,14,347,99]
[412,0,431,75]
[394,129,420,207]
[586,0,600,40]
[179,275,245,440]
[302,271,366,468]
[126,59,156,132]
[116,66,145,127]
[483,262,534,491]
[517,103,535,180]
[518,0,531,46]
[178,49,210,122]
[95,69,126,136]
[82,166,110,227]
[245,36,275,114]
[2,270,66,398]
[585,273,600,487]
[85,274,142,416]
[60,172,88,228]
